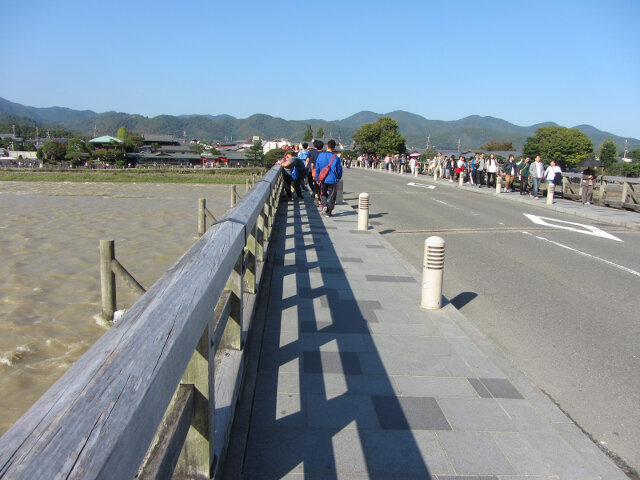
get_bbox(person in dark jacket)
[314,139,343,217]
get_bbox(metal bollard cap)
[425,236,445,248]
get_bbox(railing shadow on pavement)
[237,196,437,478]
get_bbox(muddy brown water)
[0,181,243,434]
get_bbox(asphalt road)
[341,167,640,475]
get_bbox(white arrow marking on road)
[407,182,436,189]
[522,232,639,277]
[523,213,622,242]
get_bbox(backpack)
[553,171,563,185]
[317,154,337,183]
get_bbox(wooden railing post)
[621,182,629,205]
[198,198,207,237]
[230,185,237,207]
[257,206,266,262]
[245,178,250,193]
[221,254,243,350]
[244,224,257,294]
[175,325,215,479]
[100,240,116,322]
[598,178,607,204]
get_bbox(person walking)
[502,154,517,192]
[581,167,595,204]
[544,160,562,197]
[307,139,323,206]
[315,139,343,217]
[475,153,485,187]
[529,155,544,199]
[486,154,498,188]
[518,157,531,195]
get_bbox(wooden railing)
[0,166,284,480]
[560,173,640,211]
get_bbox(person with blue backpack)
[314,139,343,217]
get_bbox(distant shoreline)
[0,168,265,184]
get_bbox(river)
[0,181,242,434]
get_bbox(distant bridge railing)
[0,166,284,479]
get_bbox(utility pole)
[426,135,431,151]
[457,139,461,153]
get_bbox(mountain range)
[1,97,638,151]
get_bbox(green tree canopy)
[630,149,640,163]
[263,147,284,168]
[341,149,357,160]
[65,137,89,166]
[190,144,206,155]
[302,125,313,142]
[246,139,264,163]
[116,126,128,140]
[353,116,406,157]
[598,139,617,170]
[316,127,324,138]
[481,140,514,151]
[522,126,593,169]
[39,140,67,163]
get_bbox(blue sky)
[3,0,639,139]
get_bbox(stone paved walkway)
[223,192,628,479]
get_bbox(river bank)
[0,181,242,434]
[0,167,265,183]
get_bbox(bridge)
[0,165,633,479]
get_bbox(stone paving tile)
[361,430,454,476]
[525,431,601,480]
[492,432,554,476]
[371,396,451,431]
[250,392,305,427]
[437,397,518,432]
[243,427,368,476]
[437,431,515,476]
[302,350,363,375]
[306,394,379,428]
[362,351,451,377]
[393,376,479,397]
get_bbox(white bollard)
[547,183,555,204]
[421,236,445,310]
[358,192,369,231]
[414,166,418,177]
[496,176,502,194]
[459,172,464,186]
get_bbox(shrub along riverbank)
[0,167,266,184]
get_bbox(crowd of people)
[276,139,343,217]
[427,152,576,200]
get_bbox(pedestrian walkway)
[223,192,628,479]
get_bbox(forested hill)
[1,97,637,151]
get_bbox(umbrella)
[579,156,600,168]
[409,152,421,157]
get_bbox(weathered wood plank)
[0,220,245,480]
[218,182,270,241]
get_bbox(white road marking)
[523,213,622,242]
[407,182,436,189]
[522,232,640,278]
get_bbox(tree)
[353,116,406,157]
[420,146,438,162]
[246,139,264,163]
[190,144,205,155]
[522,126,593,170]
[263,147,284,168]
[39,140,67,163]
[341,149,357,160]
[116,126,128,140]
[302,125,313,142]
[65,137,89,166]
[630,149,640,163]
[599,139,617,170]
[316,127,324,138]
[481,140,514,151]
